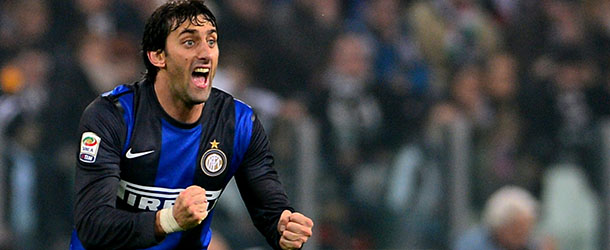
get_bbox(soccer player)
[70,1,313,249]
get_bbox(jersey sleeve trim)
[225,99,254,182]
[116,92,135,155]
[103,84,136,155]
[102,84,132,97]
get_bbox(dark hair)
[141,0,217,82]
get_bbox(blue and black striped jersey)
[70,80,293,249]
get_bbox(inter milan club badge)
[201,139,227,177]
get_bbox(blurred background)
[1,0,609,249]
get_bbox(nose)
[196,43,213,63]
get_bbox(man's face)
[496,213,534,250]
[163,15,218,105]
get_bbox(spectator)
[408,0,501,93]
[216,0,290,95]
[310,32,387,249]
[473,52,531,209]
[0,0,53,62]
[351,0,433,148]
[520,47,603,196]
[454,186,554,250]
[0,49,52,250]
[311,32,383,186]
[271,0,343,96]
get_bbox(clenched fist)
[155,185,209,236]
[277,210,314,250]
[173,185,209,229]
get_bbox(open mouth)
[192,67,210,88]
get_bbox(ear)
[147,50,166,68]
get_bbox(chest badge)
[201,139,227,177]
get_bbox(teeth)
[194,68,210,73]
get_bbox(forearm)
[74,176,160,249]
[75,206,158,249]
[236,114,295,249]
[155,210,165,238]
[236,171,294,249]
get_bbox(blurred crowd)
[1,0,610,249]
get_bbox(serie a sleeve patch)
[79,132,101,163]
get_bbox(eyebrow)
[178,28,197,36]
[178,28,217,37]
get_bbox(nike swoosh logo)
[125,148,155,159]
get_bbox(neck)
[153,74,204,124]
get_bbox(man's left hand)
[277,210,314,250]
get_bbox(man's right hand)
[173,185,209,229]
[155,185,208,236]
